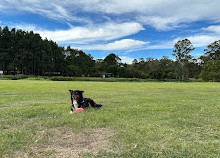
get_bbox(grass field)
[0,80,219,157]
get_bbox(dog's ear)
[69,90,73,94]
[79,91,84,93]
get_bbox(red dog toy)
[74,108,84,113]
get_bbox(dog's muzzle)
[73,95,80,101]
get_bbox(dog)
[69,90,102,113]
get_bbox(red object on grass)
[74,108,84,113]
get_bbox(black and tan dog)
[69,90,102,113]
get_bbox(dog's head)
[69,90,84,102]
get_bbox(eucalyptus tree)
[173,38,195,80]
[204,40,220,61]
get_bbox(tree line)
[0,26,219,81]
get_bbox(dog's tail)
[89,99,102,108]
[94,104,102,108]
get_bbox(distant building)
[101,73,114,78]
[0,70,3,75]
[190,58,203,65]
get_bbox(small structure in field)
[101,73,114,78]
[0,70,3,75]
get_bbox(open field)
[0,80,219,157]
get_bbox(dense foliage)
[0,26,65,76]
[200,60,220,81]
[0,26,219,81]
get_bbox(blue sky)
[0,0,220,63]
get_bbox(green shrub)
[0,75,31,80]
[49,76,146,82]
[200,60,220,82]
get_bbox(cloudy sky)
[0,0,220,63]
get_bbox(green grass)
[0,80,219,157]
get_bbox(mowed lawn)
[0,80,219,157]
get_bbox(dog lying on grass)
[69,90,102,113]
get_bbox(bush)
[200,60,220,82]
[0,75,31,80]
[0,75,202,82]
[49,76,146,82]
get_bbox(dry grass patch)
[29,127,114,158]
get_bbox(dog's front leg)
[70,101,79,113]
[73,100,79,109]
[70,106,74,113]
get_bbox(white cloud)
[35,22,144,43]
[137,16,188,31]
[187,35,219,47]
[119,56,135,64]
[1,0,220,30]
[148,24,220,49]
[79,0,220,30]
[144,26,220,49]
[77,39,149,50]
[185,25,220,47]
[202,25,220,35]
[13,24,39,31]
[146,35,219,50]
[0,0,91,24]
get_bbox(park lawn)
[0,80,219,157]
